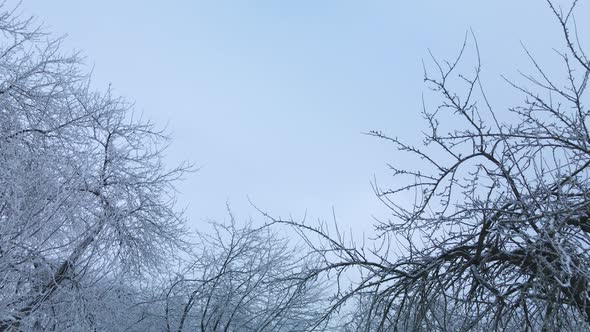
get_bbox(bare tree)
[266,1,590,331]
[0,6,189,330]
[163,216,330,332]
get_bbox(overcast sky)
[12,1,589,236]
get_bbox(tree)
[267,1,590,330]
[0,6,189,330]
[162,217,330,332]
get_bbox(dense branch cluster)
[163,220,328,332]
[0,8,190,330]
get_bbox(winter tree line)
[1,0,589,331]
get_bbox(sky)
[11,1,589,237]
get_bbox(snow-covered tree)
[0,7,189,330]
[267,1,590,330]
[163,218,330,332]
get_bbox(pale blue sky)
[13,1,589,234]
